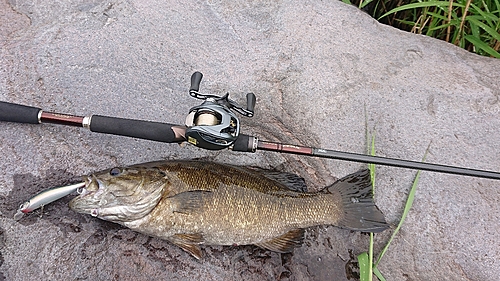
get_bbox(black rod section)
[89,115,186,143]
[312,149,500,180]
[257,140,500,180]
[0,101,41,124]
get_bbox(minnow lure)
[14,182,85,220]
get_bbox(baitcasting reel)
[185,72,256,150]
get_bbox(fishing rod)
[1,72,500,181]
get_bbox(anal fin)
[255,228,305,253]
[169,233,205,260]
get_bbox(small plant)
[357,129,429,281]
[343,0,500,58]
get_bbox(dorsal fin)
[255,228,305,253]
[247,167,308,192]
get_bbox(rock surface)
[1,0,499,280]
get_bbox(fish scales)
[69,160,388,259]
[133,162,341,245]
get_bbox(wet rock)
[1,0,499,280]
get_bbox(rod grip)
[0,101,41,124]
[89,115,185,143]
[232,134,257,152]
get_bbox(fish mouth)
[78,175,105,196]
[68,175,103,216]
[69,172,165,222]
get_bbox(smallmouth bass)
[69,160,388,259]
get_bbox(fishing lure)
[14,182,85,220]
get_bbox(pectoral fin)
[169,191,211,214]
[255,228,305,253]
[169,233,205,259]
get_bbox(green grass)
[344,0,500,58]
[357,131,430,281]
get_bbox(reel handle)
[190,72,203,93]
[246,93,256,117]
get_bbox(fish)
[69,160,388,259]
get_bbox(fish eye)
[110,167,122,176]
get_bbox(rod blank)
[257,140,500,180]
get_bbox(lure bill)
[14,182,86,220]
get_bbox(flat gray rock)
[1,0,499,280]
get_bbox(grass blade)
[426,11,451,22]
[375,143,431,267]
[359,114,376,281]
[373,267,387,281]
[360,0,375,9]
[378,1,465,20]
[357,252,370,281]
[469,4,498,27]
[357,130,377,281]
[467,16,500,42]
[367,132,376,281]
[369,133,376,189]
[369,232,374,281]
[464,35,500,57]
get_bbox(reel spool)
[194,110,219,126]
[185,99,240,150]
[185,72,255,150]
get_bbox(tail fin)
[328,169,389,233]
